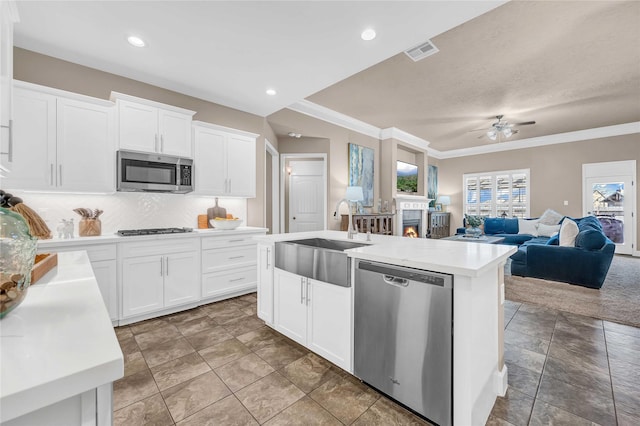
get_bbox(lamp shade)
[345,186,364,201]
[437,195,451,206]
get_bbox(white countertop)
[0,251,124,422]
[37,226,268,248]
[256,230,516,277]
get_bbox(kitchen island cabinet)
[256,230,516,426]
[0,251,123,426]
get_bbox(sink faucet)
[334,198,357,239]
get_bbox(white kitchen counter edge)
[37,226,268,248]
[0,251,124,422]
[254,230,516,277]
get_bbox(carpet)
[505,254,640,328]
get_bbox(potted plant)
[464,214,484,238]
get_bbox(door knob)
[293,217,296,220]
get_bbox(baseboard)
[494,365,508,397]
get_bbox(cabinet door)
[164,251,200,308]
[274,268,307,346]
[0,7,14,163]
[57,98,115,192]
[121,255,164,318]
[192,126,227,195]
[117,99,158,153]
[159,109,191,157]
[2,88,56,190]
[91,260,118,321]
[226,134,256,197]
[257,244,274,324]
[307,278,352,371]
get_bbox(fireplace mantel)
[394,195,433,237]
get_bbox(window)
[464,169,530,218]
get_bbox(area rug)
[505,254,640,328]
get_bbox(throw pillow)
[538,223,561,237]
[559,218,579,246]
[539,209,564,226]
[575,229,607,250]
[518,219,539,236]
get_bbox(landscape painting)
[428,165,438,207]
[348,143,374,207]
[397,161,418,193]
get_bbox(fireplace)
[394,196,431,238]
[402,210,422,238]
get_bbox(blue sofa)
[457,216,615,289]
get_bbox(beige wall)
[268,109,380,230]
[438,134,640,244]
[14,48,271,227]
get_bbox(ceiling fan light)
[502,127,513,138]
[487,130,497,140]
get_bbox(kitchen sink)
[274,238,369,287]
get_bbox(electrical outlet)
[564,200,569,206]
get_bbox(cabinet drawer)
[202,246,256,273]
[38,243,116,262]
[120,237,200,258]
[202,267,257,298]
[202,235,258,250]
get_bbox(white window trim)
[463,168,531,218]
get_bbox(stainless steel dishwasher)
[354,259,453,426]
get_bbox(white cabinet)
[200,232,264,301]
[273,268,352,370]
[37,243,118,322]
[120,238,199,320]
[2,84,115,192]
[192,122,258,197]
[112,93,195,158]
[0,1,18,174]
[257,242,274,324]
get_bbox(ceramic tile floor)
[112,294,640,425]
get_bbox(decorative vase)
[79,218,101,237]
[0,207,38,318]
[465,226,482,238]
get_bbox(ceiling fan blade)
[468,127,492,132]
[477,133,487,139]
[512,121,536,126]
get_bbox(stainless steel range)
[116,227,193,237]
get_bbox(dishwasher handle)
[383,275,409,287]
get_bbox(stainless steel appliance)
[117,150,193,193]
[354,259,453,426]
[117,227,193,236]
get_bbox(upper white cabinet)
[2,83,115,192]
[0,1,19,173]
[192,121,257,197]
[111,92,195,158]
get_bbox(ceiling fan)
[470,115,536,141]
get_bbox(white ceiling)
[13,0,505,117]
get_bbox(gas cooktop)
[117,227,193,237]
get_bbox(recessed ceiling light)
[361,28,376,41]
[266,88,277,96]
[127,36,146,48]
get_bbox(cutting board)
[207,198,227,228]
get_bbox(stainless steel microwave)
[117,150,193,194]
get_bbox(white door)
[118,100,158,153]
[289,161,325,233]
[583,161,636,255]
[274,268,307,346]
[159,109,192,157]
[226,134,256,197]
[257,243,274,324]
[121,255,164,318]
[307,278,351,371]
[2,88,56,190]
[193,126,227,195]
[91,260,117,321]
[164,252,200,307]
[56,98,115,192]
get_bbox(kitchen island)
[255,230,516,426]
[0,251,123,425]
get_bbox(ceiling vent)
[404,40,439,62]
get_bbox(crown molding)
[286,101,639,161]
[435,122,640,159]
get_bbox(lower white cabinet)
[273,268,352,371]
[37,243,117,322]
[120,238,199,319]
[257,242,274,324]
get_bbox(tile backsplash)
[13,192,248,237]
